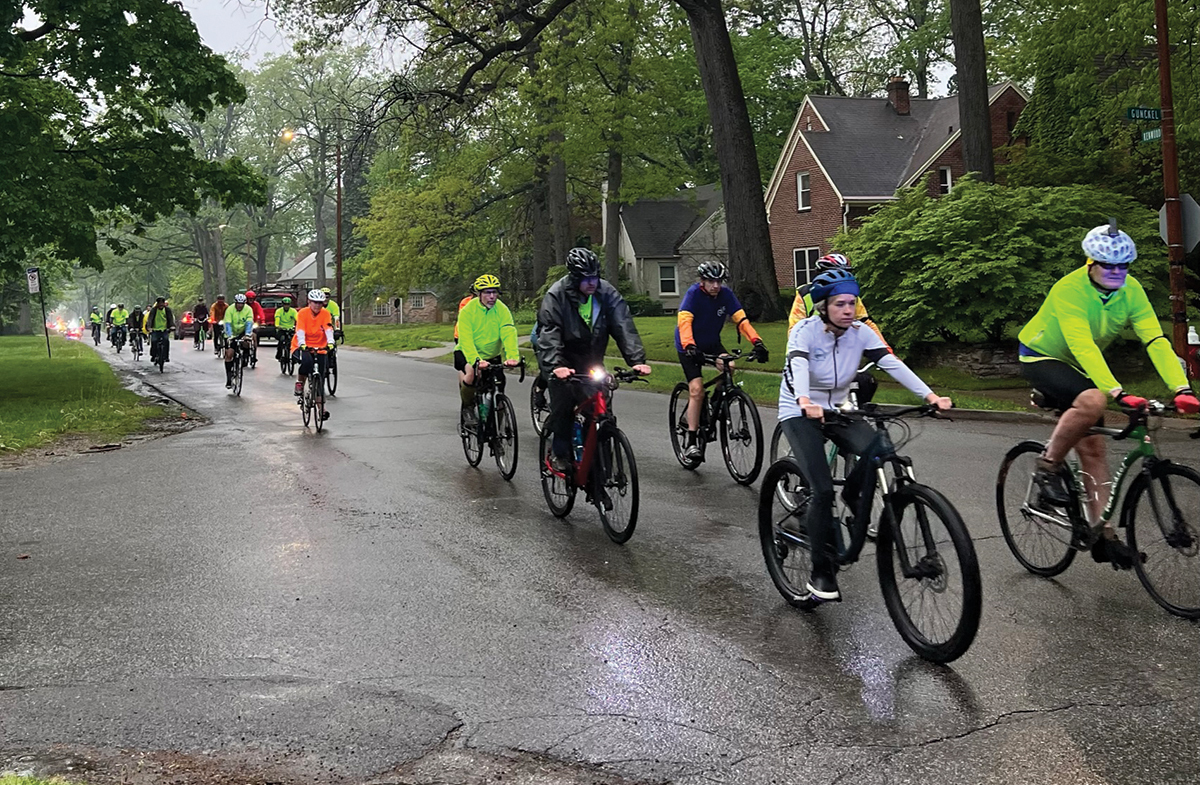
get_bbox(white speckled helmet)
[307,289,327,303]
[1082,224,1137,264]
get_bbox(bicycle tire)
[325,354,338,395]
[596,426,639,543]
[529,380,550,436]
[539,430,576,518]
[314,374,325,433]
[1123,462,1200,619]
[769,421,790,463]
[757,459,819,609]
[668,383,700,470]
[301,379,313,426]
[461,404,483,466]
[876,482,982,664]
[232,354,244,396]
[719,388,763,485]
[996,440,1078,577]
[493,394,520,481]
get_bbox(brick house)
[350,290,444,325]
[764,78,1028,289]
[609,183,727,312]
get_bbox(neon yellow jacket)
[456,298,518,364]
[275,307,298,330]
[1018,266,1188,394]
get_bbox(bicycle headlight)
[590,367,607,381]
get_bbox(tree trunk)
[548,128,571,263]
[674,0,781,320]
[531,165,553,288]
[314,191,328,289]
[949,0,994,182]
[255,230,270,288]
[604,150,623,283]
[213,229,228,297]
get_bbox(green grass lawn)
[0,336,164,452]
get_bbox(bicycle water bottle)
[478,390,491,422]
[572,419,584,462]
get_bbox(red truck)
[252,286,301,344]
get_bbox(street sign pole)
[1156,0,1189,354]
[26,266,51,359]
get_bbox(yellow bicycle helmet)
[473,274,501,292]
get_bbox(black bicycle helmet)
[697,261,728,281]
[809,269,860,304]
[566,247,600,279]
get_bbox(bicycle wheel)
[199,328,206,351]
[493,394,519,481]
[595,426,639,543]
[232,354,244,396]
[539,431,576,518]
[668,383,701,470]
[996,441,1078,577]
[529,380,550,436]
[1124,462,1200,619]
[757,459,819,610]
[301,378,313,426]
[313,375,325,433]
[460,405,483,467]
[719,389,763,485]
[876,482,982,664]
[325,354,338,395]
[280,351,289,375]
[768,421,790,463]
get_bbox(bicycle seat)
[1029,389,1063,413]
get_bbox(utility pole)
[1155,0,1188,354]
[335,120,344,318]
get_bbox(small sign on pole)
[1142,127,1163,143]
[1127,107,1162,121]
[1159,193,1200,253]
[26,266,51,358]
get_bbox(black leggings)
[780,415,877,573]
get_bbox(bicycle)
[276,329,296,375]
[149,329,169,372]
[997,395,1200,619]
[212,324,226,357]
[460,359,525,481]
[530,374,550,436]
[299,348,330,432]
[130,329,144,361]
[228,335,253,396]
[194,318,208,351]
[325,330,343,395]
[759,404,982,663]
[669,348,764,485]
[539,367,647,543]
[91,322,101,346]
[112,324,127,354]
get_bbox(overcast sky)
[182,0,290,62]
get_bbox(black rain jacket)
[536,277,646,371]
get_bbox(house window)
[796,172,811,211]
[939,167,953,195]
[373,300,392,317]
[793,248,821,287]
[658,265,678,295]
[410,294,425,309]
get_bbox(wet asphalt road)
[1,339,1198,784]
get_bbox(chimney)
[887,76,911,116]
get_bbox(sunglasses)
[1093,261,1131,271]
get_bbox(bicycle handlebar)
[473,356,526,383]
[825,402,952,422]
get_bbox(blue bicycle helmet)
[809,269,860,303]
[1082,224,1137,264]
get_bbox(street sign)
[1160,193,1200,253]
[1142,127,1162,143]
[1128,107,1162,121]
[26,267,40,294]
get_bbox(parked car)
[175,310,207,340]
[252,288,300,343]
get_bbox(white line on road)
[354,376,389,384]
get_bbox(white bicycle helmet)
[307,289,327,303]
[1082,224,1137,264]
[234,293,247,304]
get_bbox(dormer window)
[939,167,953,195]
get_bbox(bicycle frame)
[571,386,610,487]
[1065,422,1159,527]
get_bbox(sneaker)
[294,382,303,396]
[1032,461,1071,508]
[321,411,331,421]
[532,388,547,411]
[683,432,703,462]
[225,381,232,389]
[1093,535,1143,570]
[547,452,572,475]
[806,569,841,602]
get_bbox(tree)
[948,0,993,181]
[1,1,263,276]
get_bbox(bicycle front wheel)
[232,356,244,396]
[596,427,639,543]
[325,355,338,395]
[529,380,550,436]
[876,483,982,664]
[1124,462,1200,619]
[539,431,575,518]
[996,441,1078,577]
[719,389,763,485]
[314,375,325,432]
[668,383,700,470]
[757,459,818,610]
[493,394,519,481]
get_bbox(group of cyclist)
[92,298,176,362]
[453,224,1198,604]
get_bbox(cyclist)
[145,297,175,364]
[110,303,130,348]
[128,304,145,353]
[245,290,264,367]
[790,253,890,404]
[781,268,952,601]
[291,289,334,421]
[274,296,298,362]
[89,307,102,344]
[222,294,255,389]
[192,298,210,348]
[1019,223,1199,566]
[455,274,521,423]
[537,247,652,474]
[104,303,117,343]
[675,261,768,461]
[321,287,341,330]
[210,294,228,352]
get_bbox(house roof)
[791,83,1020,200]
[621,183,723,258]
[278,249,335,282]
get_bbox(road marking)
[354,376,389,384]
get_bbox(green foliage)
[833,177,1167,351]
